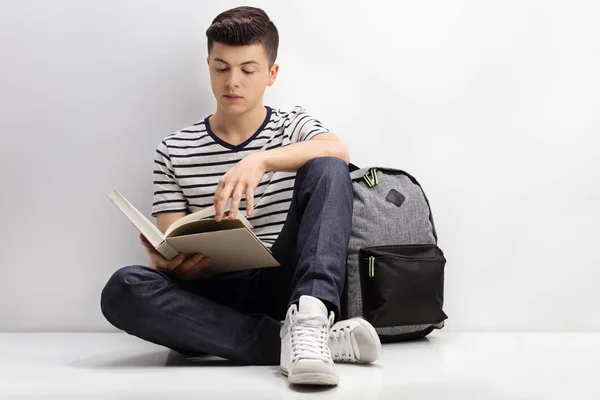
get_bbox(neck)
[210,104,267,145]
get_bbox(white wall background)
[0,0,598,332]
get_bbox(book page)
[164,199,253,237]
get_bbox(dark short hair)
[206,6,279,67]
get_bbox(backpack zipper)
[363,168,378,188]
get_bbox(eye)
[243,70,256,75]
[216,67,229,73]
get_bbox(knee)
[100,265,155,325]
[299,157,349,181]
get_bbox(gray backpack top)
[343,164,447,342]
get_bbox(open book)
[107,190,280,275]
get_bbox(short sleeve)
[287,107,330,143]
[151,140,188,217]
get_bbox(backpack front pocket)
[359,244,448,328]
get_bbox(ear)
[267,64,279,87]
[206,56,210,66]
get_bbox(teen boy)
[101,6,381,386]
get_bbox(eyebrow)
[213,58,259,66]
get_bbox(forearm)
[259,140,350,173]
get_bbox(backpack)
[342,163,448,343]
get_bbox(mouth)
[224,94,243,101]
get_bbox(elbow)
[329,142,350,165]
[336,142,351,165]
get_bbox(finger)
[140,233,150,246]
[179,252,204,269]
[198,258,210,270]
[213,177,225,218]
[140,233,157,247]
[213,179,224,221]
[140,235,155,250]
[245,187,254,217]
[214,181,234,222]
[175,256,210,280]
[188,252,206,267]
[194,257,210,272]
[140,234,160,254]
[176,255,208,280]
[229,183,244,220]
[164,253,185,270]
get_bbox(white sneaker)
[280,295,339,385]
[329,318,382,363]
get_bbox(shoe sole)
[280,367,339,386]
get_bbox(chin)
[218,101,254,115]
[220,105,247,116]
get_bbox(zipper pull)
[368,256,375,278]
[363,168,378,188]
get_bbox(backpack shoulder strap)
[348,162,360,173]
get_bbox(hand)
[213,152,266,221]
[139,233,210,280]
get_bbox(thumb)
[139,234,153,248]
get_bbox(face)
[207,42,279,115]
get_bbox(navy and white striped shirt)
[152,106,329,247]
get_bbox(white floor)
[0,332,598,399]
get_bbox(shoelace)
[329,327,357,362]
[290,314,331,363]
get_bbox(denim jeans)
[100,157,353,365]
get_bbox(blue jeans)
[100,157,353,365]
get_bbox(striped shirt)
[151,106,329,247]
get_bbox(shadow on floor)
[68,350,246,370]
[67,336,434,372]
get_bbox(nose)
[225,69,242,90]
